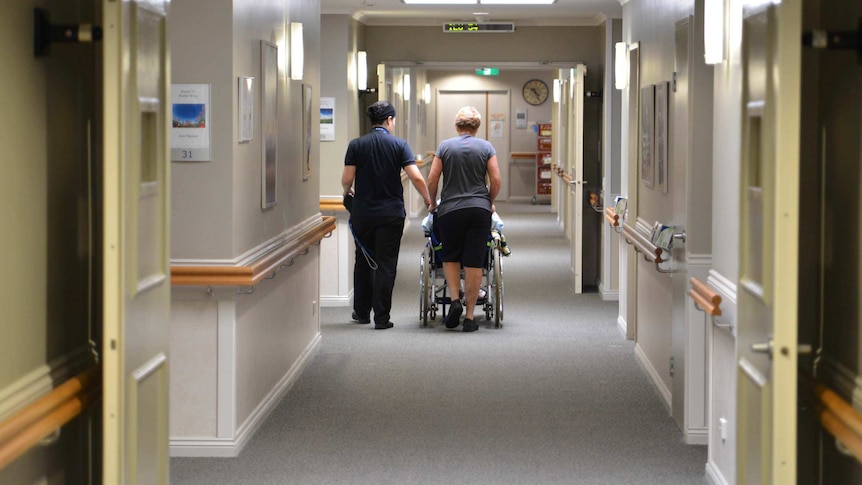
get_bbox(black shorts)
[437,208,491,268]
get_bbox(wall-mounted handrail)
[688,277,722,316]
[621,222,681,274]
[604,207,620,227]
[171,216,335,287]
[510,152,537,165]
[320,197,347,212]
[0,366,99,471]
[812,381,862,463]
[622,222,664,263]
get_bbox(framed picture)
[260,40,278,209]
[655,81,669,194]
[640,84,655,188]
[302,83,313,181]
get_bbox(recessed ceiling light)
[481,0,556,4]
[401,0,476,5]
[402,0,556,4]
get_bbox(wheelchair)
[419,216,504,328]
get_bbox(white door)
[436,91,510,199]
[736,1,801,483]
[102,0,171,482]
[567,66,586,294]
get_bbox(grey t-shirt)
[435,134,496,218]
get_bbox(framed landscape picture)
[260,40,278,208]
[640,84,655,188]
[302,84,313,181]
[655,81,669,194]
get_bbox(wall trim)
[818,355,862,410]
[705,460,730,485]
[169,333,322,457]
[634,343,672,411]
[171,214,324,266]
[708,269,737,336]
[0,348,90,421]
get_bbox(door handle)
[751,340,814,357]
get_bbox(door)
[671,18,691,434]
[567,66,586,294]
[102,0,171,482]
[625,44,640,340]
[436,91,510,199]
[736,1,802,483]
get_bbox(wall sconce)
[614,42,628,90]
[290,22,303,80]
[703,0,726,64]
[552,78,561,102]
[357,50,368,91]
[423,83,431,103]
[403,74,411,101]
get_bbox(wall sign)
[171,83,211,162]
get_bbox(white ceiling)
[320,0,623,27]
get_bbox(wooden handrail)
[320,197,346,212]
[604,207,619,227]
[622,222,664,264]
[0,366,99,471]
[171,216,336,286]
[815,383,862,462]
[688,277,722,316]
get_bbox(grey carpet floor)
[171,201,708,484]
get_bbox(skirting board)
[634,343,672,411]
[686,427,708,445]
[599,285,619,301]
[320,295,350,307]
[170,333,322,457]
[705,460,730,485]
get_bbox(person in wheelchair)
[422,207,509,302]
[427,106,502,332]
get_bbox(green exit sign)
[475,68,499,76]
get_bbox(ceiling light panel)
[481,0,556,4]
[402,0,476,5]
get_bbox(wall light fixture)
[615,42,628,90]
[290,22,304,80]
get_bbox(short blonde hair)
[454,106,481,133]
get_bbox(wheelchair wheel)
[420,248,432,327]
[493,246,504,328]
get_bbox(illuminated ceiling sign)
[443,22,515,33]
[475,68,500,76]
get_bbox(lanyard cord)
[349,220,378,270]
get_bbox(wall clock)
[522,79,549,106]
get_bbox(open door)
[736,1,802,483]
[567,66,586,294]
[102,0,171,482]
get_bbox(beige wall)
[171,0,322,260]
[1,0,100,482]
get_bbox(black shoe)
[463,319,479,332]
[445,300,463,328]
[352,311,370,324]
[374,321,394,330]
